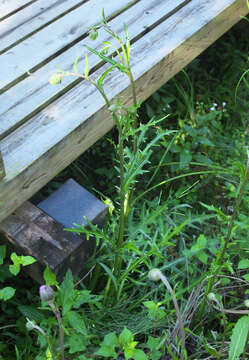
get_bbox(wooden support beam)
[0,202,95,283]
[0,180,108,283]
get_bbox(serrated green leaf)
[228,316,249,360]
[85,45,126,73]
[0,286,15,301]
[238,259,249,269]
[67,311,87,335]
[97,65,115,88]
[99,262,118,291]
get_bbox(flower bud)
[100,47,109,55]
[207,292,216,302]
[148,269,162,282]
[26,318,36,331]
[49,73,63,85]
[39,285,54,302]
[88,29,98,41]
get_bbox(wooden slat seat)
[0,0,248,223]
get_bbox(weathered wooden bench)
[0,0,248,279]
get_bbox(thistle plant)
[50,11,174,299]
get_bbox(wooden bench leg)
[0,180,107,283]
[0,151,5,181]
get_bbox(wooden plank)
[0,151,5,181]
[0,0,188,138]
[0,0,37,21]
[0,0,135,91]
[0,0,247,223]
[0,0,85,53]
[0,201,96,283]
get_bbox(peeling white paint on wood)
[0,0,36,20]
[0,0,84,52]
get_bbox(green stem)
[49,301,64,360]
[113,121,126,280]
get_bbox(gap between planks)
[0,0,38,22]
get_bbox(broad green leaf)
[133,349,147,360]
[124,341,138,359]
[238,259,249,269]
[60,270,75,315]
[0,246,6,265]
[228,316,249,360]
[67,311,87,335]
[146,336,161,360]
[68,333,87,354]
[45,347,52,360]
[0,286,15,301]
[22,256,36,266]
[242,274,249,282]
[119,327,133,346]
[95,332,118,358]
[9,263,20,276]
[18,305,44,322]
[43,265,58,286]
[10,252,19,265]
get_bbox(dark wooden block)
[0,181,108,283]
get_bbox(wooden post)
[0,151,5,180]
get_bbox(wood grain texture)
[0,0,248,223]
[0,0,37,20]
[0,0,84,53]
[0,0,187,138]
[0,201,95,283]
[0,0,135,90]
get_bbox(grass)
[1,16,249,360]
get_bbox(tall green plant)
[50,11,174,298]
